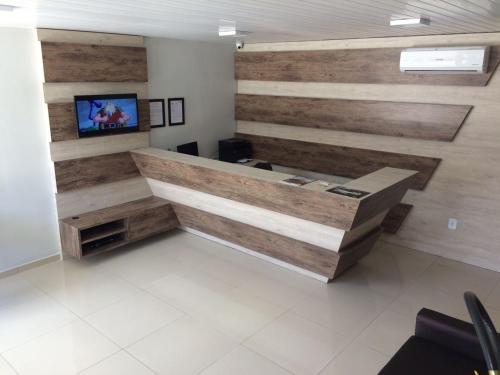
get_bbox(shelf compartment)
[80,219,126,244]
[81,232,127,257]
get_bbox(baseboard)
[0,253,61,279]
[181,226,329,283]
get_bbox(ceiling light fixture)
[0,4,17,12]
[390,17,430,26]
[218,19,250,37]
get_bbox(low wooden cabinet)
[59,197,179,258]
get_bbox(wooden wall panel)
[44,82,148,103]
[236,94,472,141]
[54,152,140,193]
[381,203,413,234]
[48,100,150,142]
[41,42,148,83]
[236,133,440,190]
[37,29,144,47]
[235,47,500,86]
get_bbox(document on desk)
[280,176,315,186]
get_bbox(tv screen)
[74,94,140,138]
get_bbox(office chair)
[379,292,500,375]
[177,141,199,156]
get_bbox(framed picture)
[149,99,165,128]
[168,98,185,126]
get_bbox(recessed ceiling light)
[390,17,430,26]
[0,4,17,12]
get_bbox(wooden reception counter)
[130,147,417,281]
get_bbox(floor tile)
[0,274,45,310]
[412,257,500,301]
[197,257,256,288]
[338,242,435,298]
[127,316,237,375]
[192,287,286,341]
[485,279,500,311]
[3,320,119,375]
[388,283,470,321]
[0,356,16,375]
[42,273,139,317]
[236,274,308,309]
[200,346,292,375]
[291,288,389,339]
[79,351,155,375]
[146,272,234,315]
[85,291,184,347]
[319,342,389,374]
[0,295,76,353]
[356,309,415,356]
[245,312,349,375]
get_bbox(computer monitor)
[177,141,199,156]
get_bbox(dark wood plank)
[235,47,500,86]
[174,203,381,280]
[48,100,151,142]
[236,133,440,190]
[236,94,472,141]
[54,152,140,193]
[381,203,413,234]
[128,204,179,241]
[41,42,148,83]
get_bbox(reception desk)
[131,147,417,281]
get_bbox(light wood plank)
[44,82,148,103]
[236,94,471,141]
[50,132,149,162]
[242,32,500,52]
[37,29,144,47]
[41,42,148,83]
[56,177,152,218]
[235,47,500,86]
[54,152,140,193]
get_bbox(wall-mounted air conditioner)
[400,46,490,73]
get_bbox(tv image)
[74,94,140,138]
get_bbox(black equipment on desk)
[218,138,252,163]
[177,141,199,156]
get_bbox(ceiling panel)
[2,0,500,42]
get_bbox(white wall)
[0,28,60,272]
[146,38,236,158]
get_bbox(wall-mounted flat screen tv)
[74,94,140,138]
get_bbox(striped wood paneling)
[174,203,382,279]
[50,132,150,162]
[54,152,140,193]
[236,133,440,190]
[235,47,500,86]
[236,94,472,141]
[41,42,148,83]
[56,177,152,218]
[48,100,150,142]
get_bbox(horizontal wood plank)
[44,82,148,103]
[50,132,150,162]
[236,133,440,190]
[54,152,140,193]
[41,42,148,83]
[56,177,152,218]
[236,94,472,141]
[382,203,413,234]
[235,47,500,86]
[48,100,150,142]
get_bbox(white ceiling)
[2,0,500,43]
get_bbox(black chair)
[177,141,199,156]
[379,292,500,375]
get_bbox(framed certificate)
[168,98,185,126]
[149,99,165,128]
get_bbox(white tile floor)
[1,229,500,375]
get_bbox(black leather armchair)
[379,297,500,375]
